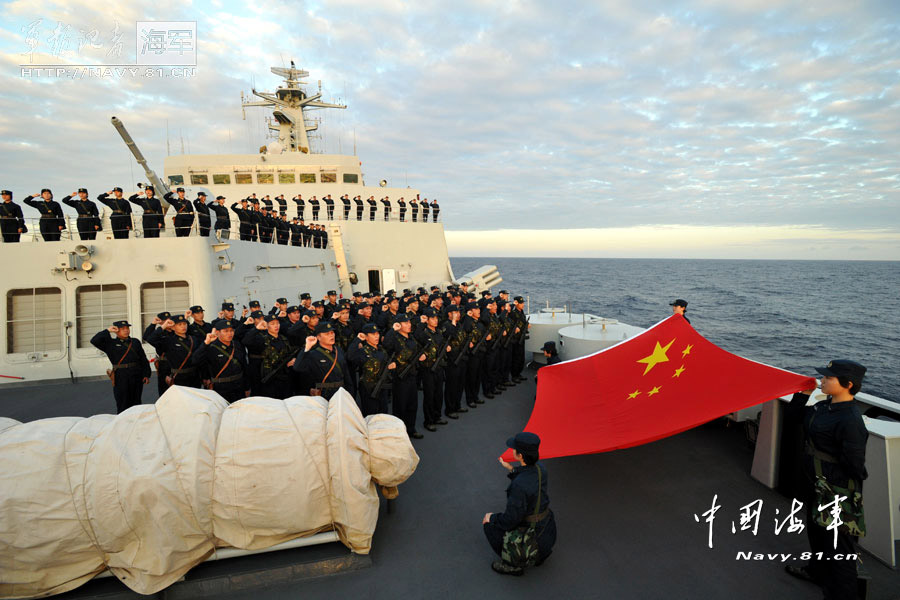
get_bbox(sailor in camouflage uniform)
[292,321,354,400]
[193,318,250,403]
[242,315,296,399]
[383,314,424,438]
[441,303,467,416]
[463,301,487,408]
[347,323,396,416]
[91,320,152,413]
[415,307,452,432]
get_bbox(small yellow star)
[637,338,675,375]
[647,386,661,397]
[627,389,641,399]
[673,365,685,378]
[681,344,693,358]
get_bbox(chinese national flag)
[501,315,815,461]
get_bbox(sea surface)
[450,258,899,404]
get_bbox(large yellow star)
[673,365,685,378]
[637,339,675,375]
[681,344,693,358]
[647,386,661,397]
[627,389,641,400]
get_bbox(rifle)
[371,351,396,397]
[431,341,450,373]
[260,346,296,384]
[456,327,488,365]
[398,340,426,379]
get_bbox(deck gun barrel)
[110,116,171,205]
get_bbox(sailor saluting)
[129,184,165,238]
[0,189,26,243]
[97,187,132,239]
[23,189,65,241]
[62,188,101,241]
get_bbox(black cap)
[815,359,867,382]
[157,311,171,320]
[497,299,507,308]
[276,297,288,304]
[189,305,204,313]
[240,198,248,203]
[315,321,335,334]
[361,323,380,334]
[197,191,207,197]
[249,300,261,308]
[313,300,325,308]
[0,189,11,196]
[287,305,300,313]
[171,314,188,324]
[466,301,479,311]
[176,187,185,193]
[499,290,508,295]
[394,313,410,323]
[423,307,438,318]
[300,293,311,300]
[446,304,460,312]
[263,314,279,322]
[505,432,540,454]
[514,296,525,303]
[670,299,688,308]
[144,185,155,192]
[250,310,264,319]
[112,320,131,327]
[41,188,52,194]
[352,291,363,297]
[216,195,225,200]
[542,341,557,353]
[221,302,235,311]
[214,318,237,330]
[481,290,491,297]
[113,186,123,192]
[327,290,337,296]
[78,187,88,194]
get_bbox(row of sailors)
[0,187,441,243]
[91,285,528,439]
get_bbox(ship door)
[381,268,396,294]
[367,269,381,294]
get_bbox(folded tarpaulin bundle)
[0,387,419,598]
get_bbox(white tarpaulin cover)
[0,387,419,599]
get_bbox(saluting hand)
[447,345,452,353]
[498,457,513,471]
[162,318,174,330]
[381,304,389,312]
[204,331,217,345]
[358,333,366,341]
[287,358,296,368]
[152,316,162,325]
[302,315,310,323]
[184,310,192,319]
[217,311,225,319]
[244,317,254,325]
[392,322,401,331]
[304,336,317,352]
[241,307,249,318]
[108,325,118,333]
[255,320,266,330]
[388,362,396,370]
[418,354,426,362]
[482,512,492,525]
[486,334,492,341]
[142,377,150,385]
[420,315,427,323]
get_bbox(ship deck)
[3,376,898,600]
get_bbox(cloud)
[0,0,897,258]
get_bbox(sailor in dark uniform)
[188,306,212,338]
[397,197,407,222]
[23,189,65,241]
[463,301,487,408]
[353,195,364,221]
[348,323,395,416]
[129,185,164,238]
[292,321,354,400]
[249,200,264,242]
[367,196,377,221]
[62,188,101,240]
[323,290,340,320]
[209,196,231,239]
[231,199,254,241]
[242,315,296,399]
[144,311,172,397]
[289,217,303,246]
[421,197,430,222]
[293,194,305,220]
[784,360,868,599]
[0,190,26,243]
[430,198,440,222]
[441,304,466,417]
[275,213,290,245]
[483,432,557,575]
[276,194,288,216]
[510,296,529,382]
[323,194,335,220]
[383,314,423,438]
[164,187,195,237]
[333,301,355,351]
[409,197,418,222]
[309,195,321,220]
[146,314,203,388]
[261,195,274,211]
[91,320,152,413]
[98,187,132,239]
[193,192,211,236]
[381,196,391,221]
[670,299,690,324]
[193,318,250,403]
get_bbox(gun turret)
[110,116,171,208]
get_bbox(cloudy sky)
[1,0,898,258]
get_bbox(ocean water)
[450,258,899,404]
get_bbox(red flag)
[501,315,815,461]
